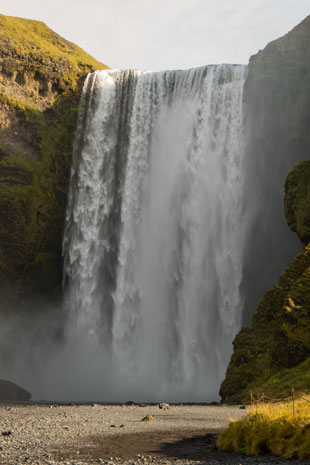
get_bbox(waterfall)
[63,65,247,402]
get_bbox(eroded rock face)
[0,15,107,301]
[0,379,31,401]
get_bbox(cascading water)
[63,65,247,402]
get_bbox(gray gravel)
[0,404,308,465]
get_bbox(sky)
[1,0,309,70]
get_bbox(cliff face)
[0,15,108,300]
[220,16,310,402]
[241,16,310,322]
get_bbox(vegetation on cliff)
[285,161,310,246]
[0,14,108,299]
[0,15,104,72]
[220,161,310,402]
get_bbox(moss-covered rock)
[0,15,108,300]
[285,161,310,245]
[220,163,310,403]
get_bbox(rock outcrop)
[0,15,108,301]
[0,379,31,401]
[220,161,310,402]
[285,162,310,246]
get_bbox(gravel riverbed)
[0,403,308,465]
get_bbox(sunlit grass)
[218,395,310,458]
[0,14,108,72]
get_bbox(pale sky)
[1,0,309,70]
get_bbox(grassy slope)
[0,14,107,73]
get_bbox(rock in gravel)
[0,379,31,401]
[159,403,169,410]
[141,415,155,422]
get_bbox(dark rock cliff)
[0,15,108,303]
[241,15,310,323]
[221,16,310,402]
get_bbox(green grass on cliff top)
[0,14,108,72]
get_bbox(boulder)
[0,379,31,401]
[159,402,169,410]
[141,415,155,422]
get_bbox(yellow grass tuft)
[218,395,310,459]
